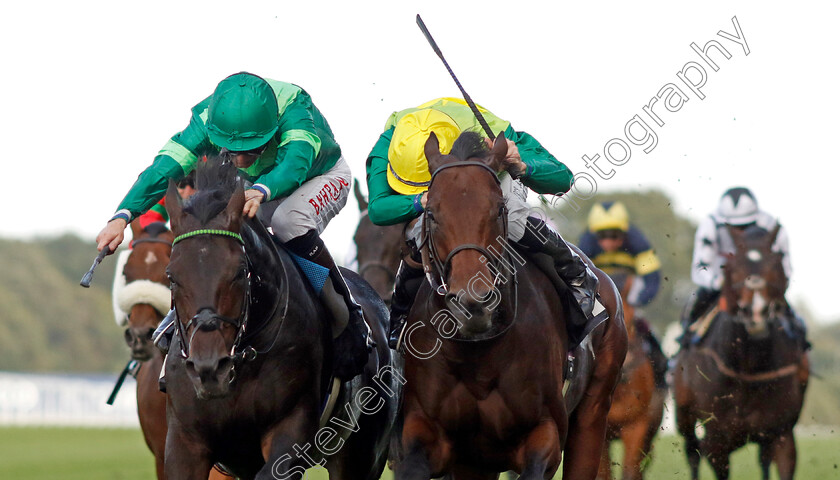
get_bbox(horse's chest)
[436,380,546,437]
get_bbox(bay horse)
[673,224,810,480]
[162,156,398,479]
[352,179,405,303]
[396,131,627,480]
[597,273,665,480]
[118,220,233,480]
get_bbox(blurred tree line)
[0,234,126,372]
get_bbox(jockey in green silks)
[365,97,606,349]
[96,72,370,381]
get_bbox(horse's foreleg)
[256,407,317,480]
[516,419,563,480]
[675,403,700,480]
[770,431,797,480]
[563,403,610,480]
[397,412,448,480]
[758,441,773,480]
[618,418,649,480]
[702,439,732,480]
[564,317,626,480]
[397,443,433,480]
[595,441,613,480]
[164,424,214,480]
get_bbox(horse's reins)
[421,161,520,342]
[695,347,801,383]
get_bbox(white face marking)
[144,251,158,265]
[751,290,767,332]
[747,249,762,262]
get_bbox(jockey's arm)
[365,127,424,226]
[97,104,209,252]
[113,105,210,223]
[629,227,662,306]
[773,222,793,281]
[505,126,573,196]
[691,216,722,289]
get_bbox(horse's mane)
[449,131,489,161]
[143,221,170,237]
[740,224,771,245]
[183,155,239,225]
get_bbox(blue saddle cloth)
[287,252,330,295]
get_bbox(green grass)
[0,427,837,479]
[0,427,155,480]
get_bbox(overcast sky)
[1,1,838,324]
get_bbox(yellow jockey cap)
[588,201,630,232]
[387,109,461,195]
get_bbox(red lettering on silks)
[338,177,349,187]
[308,199,320,215]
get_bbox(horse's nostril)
[185,360,197,377]
[124,329,133,344]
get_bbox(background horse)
[597,273,665,480]
[163,157,397,480]
[352,179,405,303]
[117,220,232,480]
[396,132,626,480]
[673,224,810,480]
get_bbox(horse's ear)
[165,179,185,232]
[768,222,781,247]
[129,218,142,241]
[490,132,508,173]
[223,179,246,229]
[425,132,444,172]
[353,179,368,212]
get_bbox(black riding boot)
[152,309,177,355]
[286,230,373,381]
[678,287,719,349]
[388,260,425,350]
[516,217,602,323]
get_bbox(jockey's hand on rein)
[243,189,264,218]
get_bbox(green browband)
[172,229,244,245]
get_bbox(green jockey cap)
[207,72,279,151]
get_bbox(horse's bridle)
[170,229,255,363]
[422,161,510,296]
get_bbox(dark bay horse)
[118,220,233,480]
[163,157,398,479]
[673,224,810,480]
[396,132,627,480]
[597,274,665,480]
[352,179,405,303]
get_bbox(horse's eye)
[233,266,248,282]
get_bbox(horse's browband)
[430,161,501,185]
[173,229,244,245]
